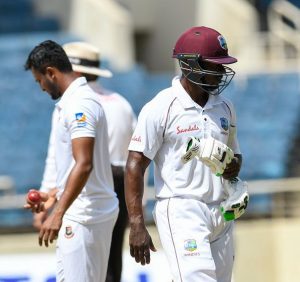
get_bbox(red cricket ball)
[27,190,41,204]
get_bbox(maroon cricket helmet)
[172,26,237,64]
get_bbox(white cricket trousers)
[154,197,234,282]
[56,214,118,282]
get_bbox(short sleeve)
[65,99,100,140]
[226,99,241,154]
[128,103,164,160]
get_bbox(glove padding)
[181,136,234,176]
[220,177,249,221]
[181,136,201,164]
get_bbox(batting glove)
[220,177,249,221]
[181,136,234,176]
[181,136,201,164]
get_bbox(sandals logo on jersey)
[184,239,201,256]
[218,35,228,50]
[220,117,229,131]
[75,113,87,127]
[64,226,74,239]
[176,124,200,135]
[131,135,141,142]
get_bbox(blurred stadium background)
[0,0,300,281]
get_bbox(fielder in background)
[65,41,137,282]
[125,26,249,282]
[31,41,137,282]
[24,40,119,282]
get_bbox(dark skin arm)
[125,151,157,265]
[222,154,242,179]
[38,137,94,247]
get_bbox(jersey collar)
[172,76,225,110]
[172,76,196,109]
[56,77,88,110]
[204,93,224,110]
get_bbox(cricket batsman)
[125,26,249,282]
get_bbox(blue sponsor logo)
[220,117,229,131]
[75,113,87,127]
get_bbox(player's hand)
[24,190,49,213]
[38,212,62,247]
[222,155,241,179]
[43,188,58,211]
[31,188,58,230]
[129,222,157,265]
[181,136,201,164]
[181,136,234,176]
[33,211,48,230]
[201,137,234,176]
[220,177,249,221]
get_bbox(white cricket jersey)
[55,77,118,224]
[89,82,137,167]
[40,82,136,192]
[129,76,241,204]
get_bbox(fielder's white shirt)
[40,82,137,193]
[89,81,137,167]
[129,76,241,204]
[55,77,118,224]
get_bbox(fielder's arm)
[125,151,157,265]
[38,137,94,247]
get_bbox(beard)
[46,80,62,100]
[50,91,61,100]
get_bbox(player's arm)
[27,109,59,229]
[224,102,242,179]
[125,151,156,265]
[53,137,94,214]
[39,137,94,247]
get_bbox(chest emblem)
[220,117,229,131]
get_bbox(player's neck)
[181,77,208,107]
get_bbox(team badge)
[218,35,228,50]
[184,239,197,252]
[64,226,74,239]
[75,113,87,127]
[220,117,229,131]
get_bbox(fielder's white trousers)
[154,197,234,282]
[56,213,118,282]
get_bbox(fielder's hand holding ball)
[24,189,49,213]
